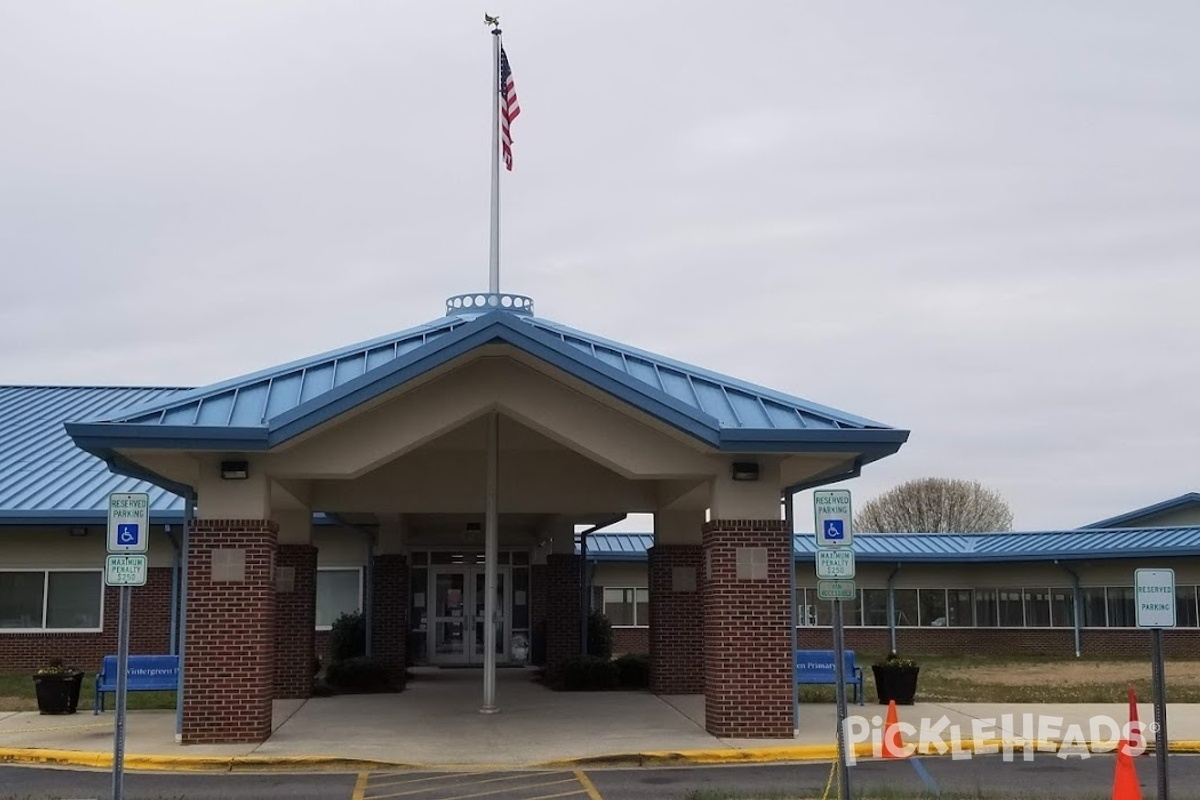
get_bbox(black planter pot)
[33,672,84,715]
[872,665,919,705]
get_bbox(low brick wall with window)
[0,567,173,671]
[795,627,1200,658]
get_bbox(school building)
[1,292,1196,744]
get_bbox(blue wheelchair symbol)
[824,520,844,541]
[117,523,140,546]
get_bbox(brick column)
[702,519,792,738]
[371,554,408,686]
[531,564,549,666]
[545,554,581,671]
[274,544,317,699]
[182,520,277,744]
[649,544,703,694]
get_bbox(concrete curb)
[3,740,1200,773]
[0,748,413,773]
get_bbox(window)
[947,589,974,626]
[316,568,362,628]
[975,589,998,627]
[603,587,649,626]
[1082,588,1107,626]
[918,589,948,627]
[861,589,889,626]
[998,588,1024,626]
[892,589,918,627]
[1050,588,1075,628]
[1106,587,1136,627]
[1024,589,1052,627]
[795,589,861,626]
[0,570,102,630]
[1178,586,1199,628]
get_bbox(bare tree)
[855,478,1014,533]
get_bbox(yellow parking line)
[365,770,541,796]
[573,769,604,800]
[367,771,497,791]
[367,773,573,800]
[352,771,369,800]
[422,777,579,800]
[520,791,588,800]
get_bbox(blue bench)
[794,649,864,706]
[94,655,179,714]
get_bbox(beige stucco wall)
[0,526,176,568]
[313,527,370,568]
[591,558,1200,593]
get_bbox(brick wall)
[274,544,316,699]
[0,567,173,671]
[545,554,581,670]
[371,554,407,684]
[703,520,792,738]
[795,626,1200,659]
[649,544,703,694]
[181,520,276,744]
[531,564,548,665]
[613,627,649,655]
[314,629,331,666]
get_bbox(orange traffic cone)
[882,700,906,759]
[1111,736,1144,800]
[1126,685,1145,756]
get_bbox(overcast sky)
[2,3,1197,530]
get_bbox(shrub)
[325,656,392,693]
[614,653,650,689]
[330,611,366,664]
[559,655,619,691]
[587,610,614,661]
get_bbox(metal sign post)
[1135,568,1174,800]
[832,596,849,798]
[106,492,149,800]
[814,490,853,800]
[112,586,131,800]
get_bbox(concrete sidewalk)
[1,668,1197,771]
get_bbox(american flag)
[499,46,520,171]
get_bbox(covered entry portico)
[66,293,908,744]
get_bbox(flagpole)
[489,26,502,294]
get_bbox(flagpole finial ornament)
[485,14,500,30]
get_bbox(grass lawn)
[0,670,175,713]
[798,653,1200,704]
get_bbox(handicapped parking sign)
[107,492,150,553]
[814,489,853,547]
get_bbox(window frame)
[602,586,649,627]
[0,568,104,633]
[315,566,364,631]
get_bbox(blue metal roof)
[0,386,190,522]
[64,301,908,470]
[581,529,1200,563]
[580,533,654,560]
[1082,493,1200,529]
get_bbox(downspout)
[1055,560,1083,658]
[785,489,798,735]
[175,490,195,741]
[578,515,627,656]
[166,529,180,656]
[327,514,378,658]
[886,563,902,655]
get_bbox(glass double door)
[430,567,509,665]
